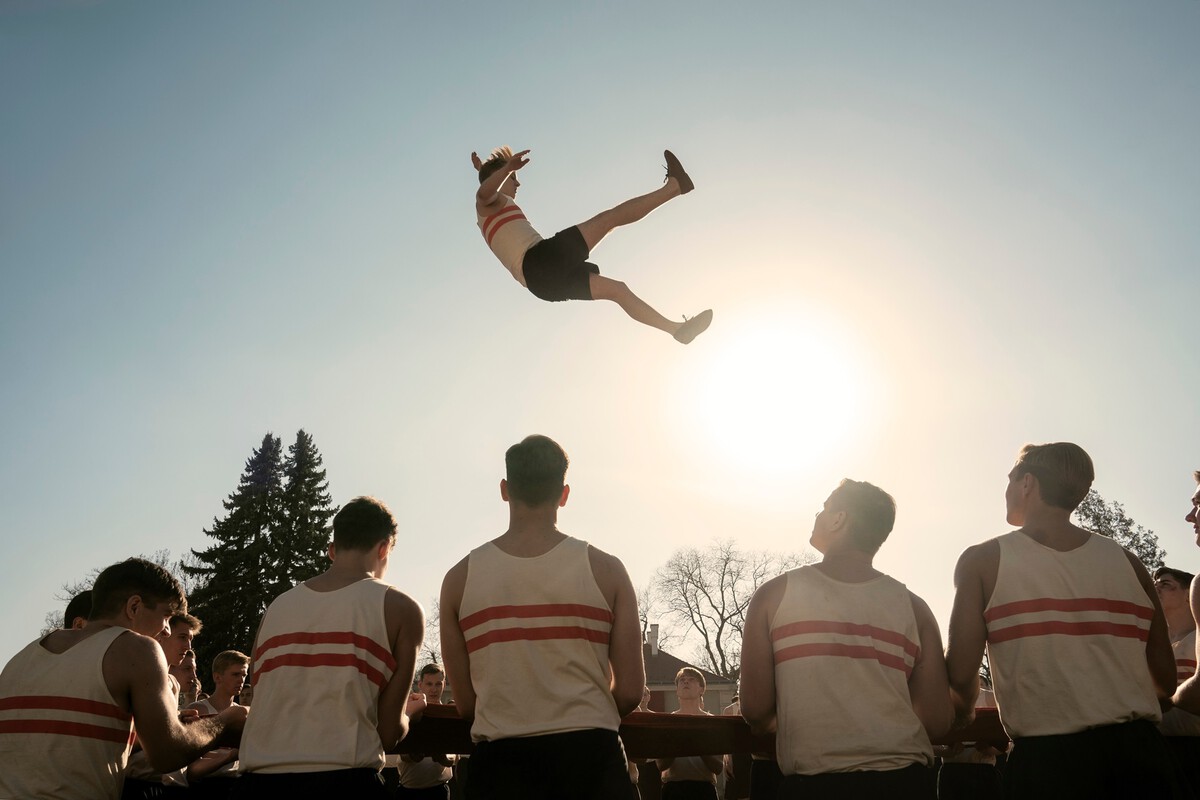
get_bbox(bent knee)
[590,275,629,300]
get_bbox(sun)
[670,313,878,484]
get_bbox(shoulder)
[384,587,424,621]
[907,590,938,629]
[586,543,630,580]
[955,538,1002,578]
[440,555,472,610]
[106,628,158,661]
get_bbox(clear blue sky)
[2,1,1198,665]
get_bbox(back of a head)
[826,479,897,555]
[64,590,93,629]
[478,145,514,185]
[332,496,397,552]
[90,558,185,620]
[505,434,569,507]
[1014,442,1094,511]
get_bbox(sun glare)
[671,315,877,484]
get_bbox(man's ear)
[828,510,847,532]
[559,484,570,508]
[500,479,510,501]
[327,542,337,561]
[124,594,144,622]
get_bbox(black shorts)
[231,768,387,800]
[467,728,631,800]
[778,763,936,800]
[521,226,600,302]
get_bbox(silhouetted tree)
[1074,489,1165,570]
[269,429,336,597]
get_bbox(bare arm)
[377,588,425,751]
[1124,550,1177,702]
[106,632,245,773]
[740,574,785,736]
[589,545,646,717]
[1174,580,1200,712]
[186,746,238,781]
[908,592,953,740]
[474,149,529,214]
[945,543,996,727]
[440,557,476,723]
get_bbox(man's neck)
[208,690,237,712]
[676,698,705,714]
[815,550,879,583]
[1166,605,1197,642]
[495,506,566,557]
[1017,509,1087,551]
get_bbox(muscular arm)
[439,557,476,723]
[1174,580,1200,712]
[945,542,997,727]
[589,545,646,717]
[908,592,953,740]
[474,149,529,214]
[1125,550,1177,701]
[740,574,785,737]
[377,588,425,751]
[106,632,245,773]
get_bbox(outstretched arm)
[475,149,530,213]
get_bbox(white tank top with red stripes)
[238,578,396,773]
[476,197,541,286]
[1160,628,1200,736]
[0,626,134,800]
[985,531,1160,737]
[769,565,932,775]
[460,536,620,742]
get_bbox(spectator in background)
[396,663,455,799]
[657,668,721,800]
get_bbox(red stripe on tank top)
[255,652,389,689]
[773,642,914,677]
[253,631,396,671]
[483,209,527,245]
[0,718,134,745]
[987,620,1150,645]
[984,597,1153,624]
[0,695,129,721]
[465,625,611,654]
[460,603,614,633]
[770,620,919,659]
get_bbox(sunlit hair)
[332,496,397,552]
[171,612,202,635]
[826,479,897,554]
[1153,566,1195,589]
[675,667,706,692]
[1194,470,1200,484]
[64,590,92,629]
[1014,442,1094,511]
[505,435,569,507]
[212,650,250,678]
[90,558,186,620]
[419,663,445,679]
[478,145,514,184]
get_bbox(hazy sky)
[2,1,1198,666]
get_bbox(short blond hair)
[212,650,250,677]
[1014,442,1094,511]
[478,145,514,184]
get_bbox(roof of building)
[643,642,729,686]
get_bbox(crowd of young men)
[2,440,1198,799]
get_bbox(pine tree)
[270,429,336,597]
[183,433,284,686]
[1074,489,1166,570]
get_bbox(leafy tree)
[270,429,336,597]
[653,539,813,680]
[183,434,284,685]
[1073,489,1165,570]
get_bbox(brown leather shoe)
[664,150,694,195]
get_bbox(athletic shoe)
[674,309,713,344]
[664,150,694,195]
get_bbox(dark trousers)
[662,780,718,800]
[467,728,630,800]
[778,763,936,800]
[398,784,451,799]
[231,768,387,800]
[749,759,782,800]
[1166,736,1200,800]
[1005,720,1187,800]
[936,762,1001,800]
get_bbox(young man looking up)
[741,480,951,800]
[441,434,645,800]
[234,496,426,799]
[946,443,1182,799]
[472,146,712,344]
[397,663,454,799]
[0,558,245,800]
[657,667,721,800]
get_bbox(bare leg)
[589,274,681,336]
[576,179,683,251]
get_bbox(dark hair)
[90,558,186,620]
[505,435,569,506]
[479,158,507,185]
[64,590,93,629]
[675,667,706,691]
[419,663,445,679]
[1153,566,1195,589]
[1014,442,1094,511]
[170,612,203,635]
[332,496,397,552]
[826,479,897,554]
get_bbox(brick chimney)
[649,623,659,656]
